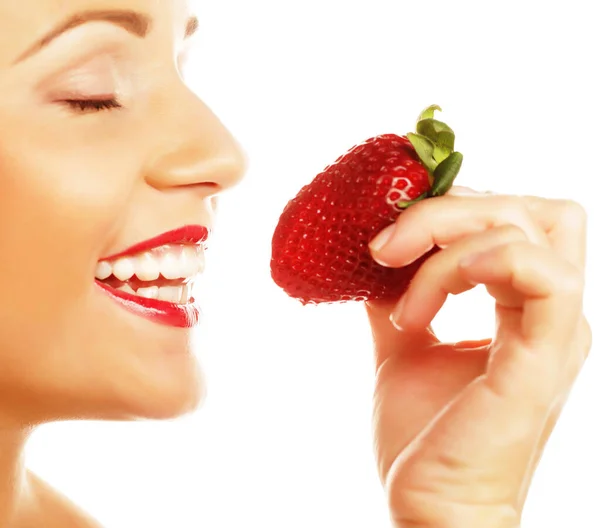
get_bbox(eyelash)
[62,98,123,113]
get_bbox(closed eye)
[62,98,123,113]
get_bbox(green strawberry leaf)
[417,119,456,151]
[417,105,442,122]
[433,144,452,164]
[436,130,456,151]
[407,132,438,173]
[430,151,463,196]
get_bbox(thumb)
[365,299,438,372]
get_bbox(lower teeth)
[115,283,191,304]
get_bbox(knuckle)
[557,265,585,296]
[580,317,593,359]
[496,197,531,226]
[563,319,592,385]
[557,199,588,229]
[497,240,525,263]
[492,198,544,244]
[494,223,528,241]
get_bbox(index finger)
[369,193,550,268]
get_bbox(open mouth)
[95,244,205,305]
[94,225,209,328]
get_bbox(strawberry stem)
[401,105,463,209]
[395,193,429,208]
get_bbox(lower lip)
[95,281,200,328]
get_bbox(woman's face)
[0,0,245,424]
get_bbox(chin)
[131,362,207,421]
[34,336,208,424]
[76,293,209,422]
[103,343,208,422]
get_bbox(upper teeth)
[95,244,205,282]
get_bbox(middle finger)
[389,223,531,331]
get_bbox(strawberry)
[270,105,463,305]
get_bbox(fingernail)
[389,296,408,331]
[369,223,396,253]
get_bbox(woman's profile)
[0,1,592,527]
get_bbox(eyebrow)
[14,9,200,64]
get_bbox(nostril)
[176,181,220,194]
[188,156,245,194]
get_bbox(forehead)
[0,0,193,66]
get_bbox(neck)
[0,422,33,528]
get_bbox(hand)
[365,187,592,528]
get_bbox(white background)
[25,1,599,527]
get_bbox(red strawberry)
[270,105,463,305]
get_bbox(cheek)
[0,110,205,423]
[0,133,133,292]
[0,132,136,408]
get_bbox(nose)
[143,85,247,194]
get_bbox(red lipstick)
[95,281,201,328]
[95,225,209,329]
[100,225,210,261]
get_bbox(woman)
[0,1,591,527]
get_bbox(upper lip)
[99,225,210,261]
